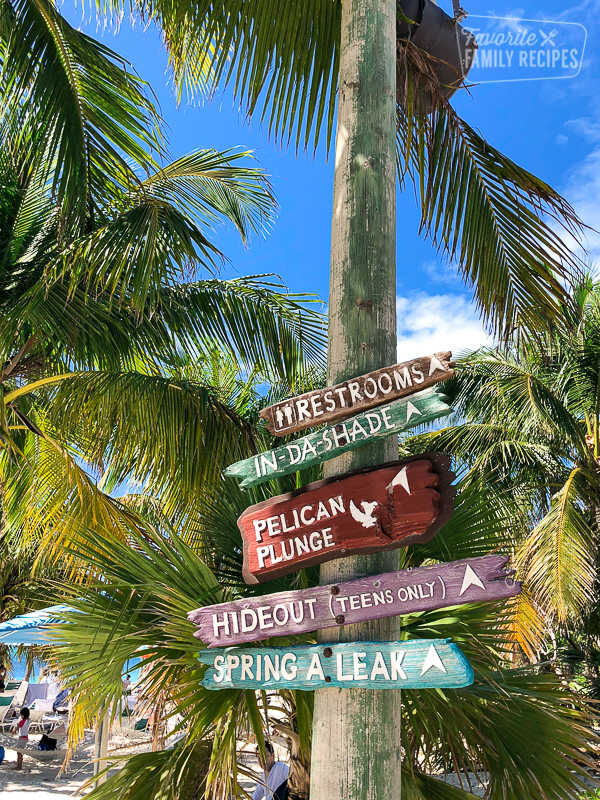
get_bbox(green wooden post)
[309,0,401,797]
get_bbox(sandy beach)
[0,741,93,799]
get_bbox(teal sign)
[225,388,451,488]
[199,639,473,691]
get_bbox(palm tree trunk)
[309,0,401,798]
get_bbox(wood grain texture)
[226,388,451,489]
[189,555,520,647]
[239,453,455,584]
[260,352,454,436]
[199,639,474,691]
[312,0,401,791]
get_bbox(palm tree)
[0,0,325,552]
[62,0,588,339]
[404,275,600,671]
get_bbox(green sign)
[225,387,451,488]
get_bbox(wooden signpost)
[199,639,474,691]
[226,388,451,489]
[189,555,519,647]
[239,454,455,584]
[260,352,454,436]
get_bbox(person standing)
[11,707,30,770]
[0,663,6,693]
[252,741,289,800]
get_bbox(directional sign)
[226,388,451,489]
[199,639,474,691]
[238,454,455,584]
[260,351,453,436]
[188,555,519,647]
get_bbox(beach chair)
[28,700,54,733]
[0,695,15,731]
[11,680,28,709]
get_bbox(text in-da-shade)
[225,388,451,489]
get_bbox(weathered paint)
[260,354,453,436]
[189,555,520,647]
[239,454,455,584]
[226,388,451,488]
[199,639,474,691]
[312,0,401,794]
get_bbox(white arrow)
[388,466,411,495]
[428,354,447,377]
[459,564,486,596]
[420,644,447,675]
[405,401,421,423]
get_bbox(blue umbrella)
[0,605,75,645]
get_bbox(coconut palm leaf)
[0,0,162,231]
[0,273,325,383]
[399,106,584,339]
[134,0,342,152]
[403,773,480,800]
[407,482,524,565]
[79,0,589,335]
[53,149,278,314]
[516,467,598,622]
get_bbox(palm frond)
[141,0,342,152]
[0,0,163,230]
[516,467,598,622]
[398,101,585,338]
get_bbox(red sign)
[239,454,455,584]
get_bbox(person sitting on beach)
[11,707,30,770]
[122,674,132,695]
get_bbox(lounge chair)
[28,707,50,733]
[0,696,15,731]
[11,680,28,709]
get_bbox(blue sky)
[63,0,600,360]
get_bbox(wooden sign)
[188,555,519,647]
[199,639,474,691]
[239,454,455,584]
[225,388,451,489]
[260,351,453,436]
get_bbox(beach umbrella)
[0,605,74,645]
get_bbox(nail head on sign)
[323,647,333,658]
[331,586,340,595]
[325,676,331,683]
[336,615,346,624]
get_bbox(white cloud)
[565,117,600,142]
[396,292,491,361]
[420,260,461,286]
[562,146,600,259]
